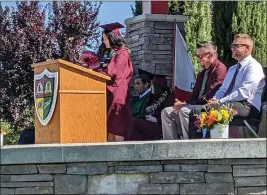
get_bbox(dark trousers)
[188,101,261,139]
[18,127,35,144]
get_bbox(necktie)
[224,63,241,96]
[198,69,210,98]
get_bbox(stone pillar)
[125,14,187,80]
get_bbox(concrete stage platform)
[1,139,266,194]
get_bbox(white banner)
[174,25,196,92]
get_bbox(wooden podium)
[31,59,111,144]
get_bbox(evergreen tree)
[213,1,237,66]
[213,1,266,67]
[232,1,266,66]
[184,1,212,73]
[168,1,185,15]
[131,1,142,16]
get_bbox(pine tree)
[184,1,212,73]
[213,1,237,66]
[131,1,142,16]
[213,1,266,67]
[168,1,185,15]
[232,1,266,67]
[48,1,101,64]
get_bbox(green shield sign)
[34,69,58,126]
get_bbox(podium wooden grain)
[32,59,111,144]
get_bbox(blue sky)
[1,1,134,50]
[99,2,134,25]
[1,1,134,27]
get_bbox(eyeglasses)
[230,44,250,49]
[196,52,210,59]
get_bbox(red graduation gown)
[99,48,133,137]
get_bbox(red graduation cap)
[100,22,125,37]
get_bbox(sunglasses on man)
[196,52,211,59]
[230,44,251,49]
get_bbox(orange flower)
[206,115,216,127]
[194,103,236,130]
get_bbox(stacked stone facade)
[1,159,266,194]
[125,15,187,82]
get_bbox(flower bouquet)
[194,104,237,138]
[80,50,100,70]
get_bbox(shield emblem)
[34,69,58,126]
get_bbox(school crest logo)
[34,69,58,126]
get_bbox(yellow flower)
[201,112,207,120]
[68,37,74,41]
[210,110,217,117]
[216,113,223,122]
[221,109,230,120]
[200,112,207,128]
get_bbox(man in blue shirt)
[188,34,266,138]
[161,41,227,140]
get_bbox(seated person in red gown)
[127,71,175,141]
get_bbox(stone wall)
[1,139,266,194]
[125,14,187,84]
[1,159,266,194]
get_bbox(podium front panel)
[34,63,61,144]
[33,60,109,144]
[60,93,106,143]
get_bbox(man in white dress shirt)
[161,41,227,140]
[188,34,266,138]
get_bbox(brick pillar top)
[125,14,187,25]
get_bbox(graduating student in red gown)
[95,22,133,141]
[126,71,175,141]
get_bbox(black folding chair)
[18,126,35,144]
[229,82,266,138]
